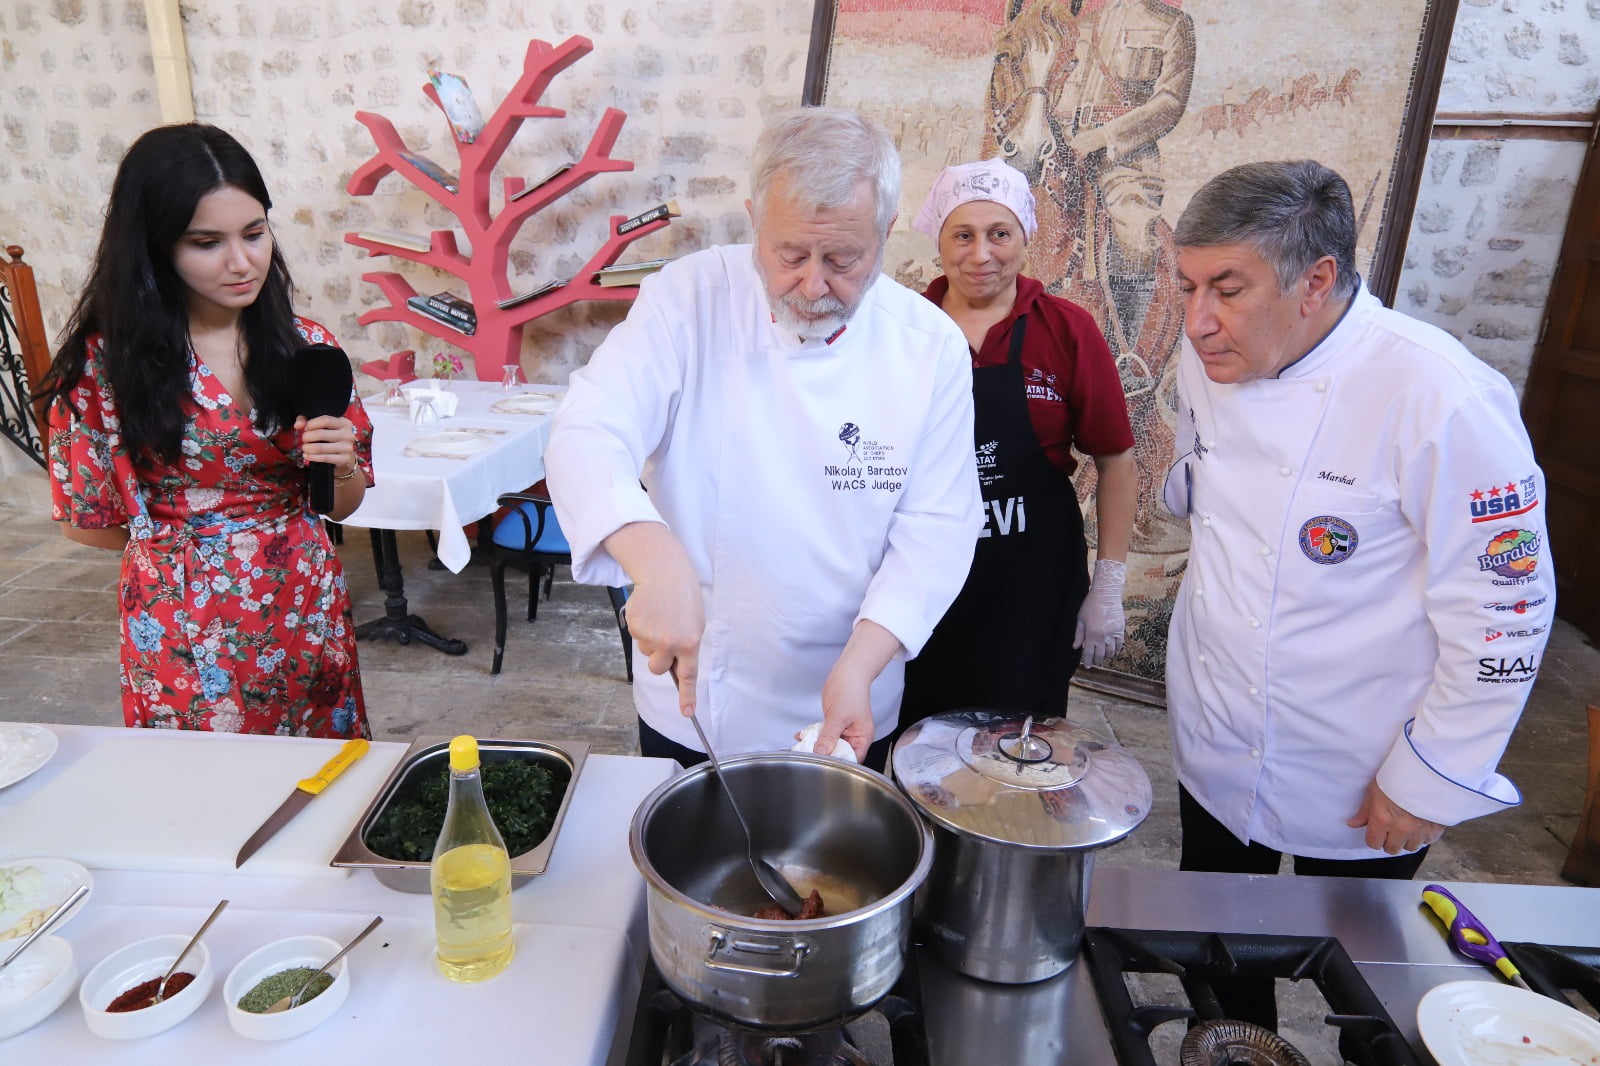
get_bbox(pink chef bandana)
[911,159,1037,241]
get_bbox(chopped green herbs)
[237,967,334,1013]
[364,758,562,863]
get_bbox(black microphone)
[289,343,356,515]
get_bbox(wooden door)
[1523,121,1600,645]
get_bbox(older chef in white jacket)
[544,107,983,769]
[1165,160,1553,872]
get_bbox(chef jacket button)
[1202,517,1212,527]
[1198,653,1206,663]
[1250,748,1262,759]
[1279,466,1291,476]
[1249,618,1261,629]
[1315,381,1328,393]
[1248,686,1259,696]
[1195,589,1204,598]
[1259,546,1271,556]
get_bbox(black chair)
[488,490,631,680]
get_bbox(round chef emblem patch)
[1298,515,1359,565]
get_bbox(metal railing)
[0,246,51,469]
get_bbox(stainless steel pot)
[629,752,933,1032]
[893,712,1151,984]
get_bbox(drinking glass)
[412,395,441,427]
[500,364,525,394]
[382,378,405,407]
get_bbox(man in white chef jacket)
[1164,156,1548,1024]
[544,107,983,770]
[1163,159,1553,1026]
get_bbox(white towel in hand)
[792,722,857,762]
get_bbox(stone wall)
[1,2,1593,391]
[0,0,812,382]
[1393,0,1597,394]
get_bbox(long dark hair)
[42,123,302,466]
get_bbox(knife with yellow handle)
[235,739,370,868]
[1421,884,1532,990]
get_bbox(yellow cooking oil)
[431,735,515,982]
[432,842,514,981]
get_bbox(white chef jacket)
[544,245,983,755]
[1163,284,1553,859]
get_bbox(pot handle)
[704,928,812,978]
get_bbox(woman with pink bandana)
[900,159,1137,725]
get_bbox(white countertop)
[0,724,675,1064]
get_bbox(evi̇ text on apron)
[901,316,1089,721]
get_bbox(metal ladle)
[687,710,805,917]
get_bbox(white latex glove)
[1073,558,1127,669]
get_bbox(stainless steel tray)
[331,735,588,893]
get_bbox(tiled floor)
[1,485,1594,888]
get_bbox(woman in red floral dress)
[41,124,372,739]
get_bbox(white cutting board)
[0,732,403,880]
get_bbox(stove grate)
[1082,928,1421,1066]
[1504,941,1600,1017]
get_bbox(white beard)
[754,245,883,341]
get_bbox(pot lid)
[891,711,1151,850]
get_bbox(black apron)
[901,315,1089,723]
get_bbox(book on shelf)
[594,258,673,288]
[509,162,574,202]
[428,70,485,143]
[423,291,477,325]
[496,279,567,309]
[398,151,459,193]
[353,229,434,253]
[406,294,476,335]
[616,201,680,235]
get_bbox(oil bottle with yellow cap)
[431,735,515,981]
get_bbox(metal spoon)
[687,710,806,917]
[148,898,229,1007]
[263,915,383,1014]
[0,882,90,973]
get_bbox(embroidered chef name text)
[825,463,906,491]
[1317,470,1356,485]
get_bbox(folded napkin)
[405,383,459,422]
[791,722,858,762]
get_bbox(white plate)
[410,431,492,456]
[0,723,58,790]
[498,393,560,413]
[1418,979,1600,1066]
[0,857,93,942]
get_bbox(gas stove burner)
[1180,1019,1311,1066]
[625,959,928,1066]
[666,1012,873,1066]
[1082,928,1421,1066]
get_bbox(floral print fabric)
[47,318,374,738]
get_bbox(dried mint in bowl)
[364,758,560,862]
[237,967,335,1013]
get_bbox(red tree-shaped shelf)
[344,35,666,381]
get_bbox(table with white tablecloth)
[0,723,674,1064]
[340,381,567,653]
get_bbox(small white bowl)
[0,936,77,1040]
[78,933,213,1039]
[223,935,350,1041]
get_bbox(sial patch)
[1298,515,1358,564]
[1476,654,1539,684]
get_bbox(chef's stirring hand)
[815,620,901,761]
[1348,780,1445,855]
[1073,558,1127,669]
[601,522,704,715]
